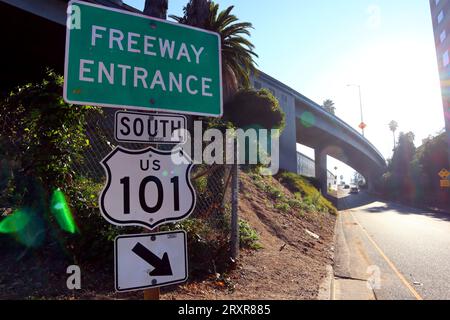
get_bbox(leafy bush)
[276,171,337,215]
[287,197,304,210]
[238,219,262,250]
[223,88,285,131]
[0,70,122,263]
[266,185,284,200]
[274,202,291,213]
[0,70,101,207]
[192,174,208,194]
[248,170,334,216]
[62,177,126,263]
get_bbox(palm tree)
[144,0,168,19]
[172,0,210,27]
[322,99,336,115]
[389,120,398,149]
[170,1,258,102]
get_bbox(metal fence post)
[230,138,239,261]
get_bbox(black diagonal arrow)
[132,242,173,276]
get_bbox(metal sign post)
[98,146,195,297]
[64,0,220,300]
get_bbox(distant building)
[296,152,336,187]
[429,0,450,159]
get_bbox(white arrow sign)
[100,146,196,230]
[115,231,188,292]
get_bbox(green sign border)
[64,0,223,117]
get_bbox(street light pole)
[347,84,365,137]
[357,85,365,136]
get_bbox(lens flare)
[0,208,45,248]
[50,189,77,234]
[300,112,316,128]
[0,209,31,233]
[16,213,46,248]
[445,108,450,122]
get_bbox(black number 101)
[120,176,180,214]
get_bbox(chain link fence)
[0,86,238,265]
[72,108,235,231]
[0,96,239,280]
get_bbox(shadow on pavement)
[360,203,450,223]
[337,192,377,211]
[337,190,450,223]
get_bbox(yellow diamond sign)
[438,169,450,179]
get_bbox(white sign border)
[99,146,196,230]
[63,0,223,118]
[114,110,187,145]
[114,231,188,292]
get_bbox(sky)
[123,0,445,183]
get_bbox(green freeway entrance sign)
[64,1,223,117]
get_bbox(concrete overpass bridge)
[251,72,387,193]
[1,0,386,194]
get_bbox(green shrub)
[274,202,290,213]
[223,88,286,131]
[0,70,119,262]
[192,174,208,194]
[239,219,262,250]
[65,181,122,263]
[0,70,101,208]
[287,197,303,210]
[248,172,266,191]
[276,171,337,215]
[265,185,284,200]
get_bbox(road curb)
[317,214,338,300]
[318,265,335,300]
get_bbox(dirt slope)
[162,172,336,300]
[0,172,335,300]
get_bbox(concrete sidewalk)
[332,211,376,300]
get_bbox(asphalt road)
[335,188,450,300]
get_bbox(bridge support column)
[367,176,375,193]
[315,148,328,195]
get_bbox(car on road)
[350,186,359,194]
[344,185,350,189]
